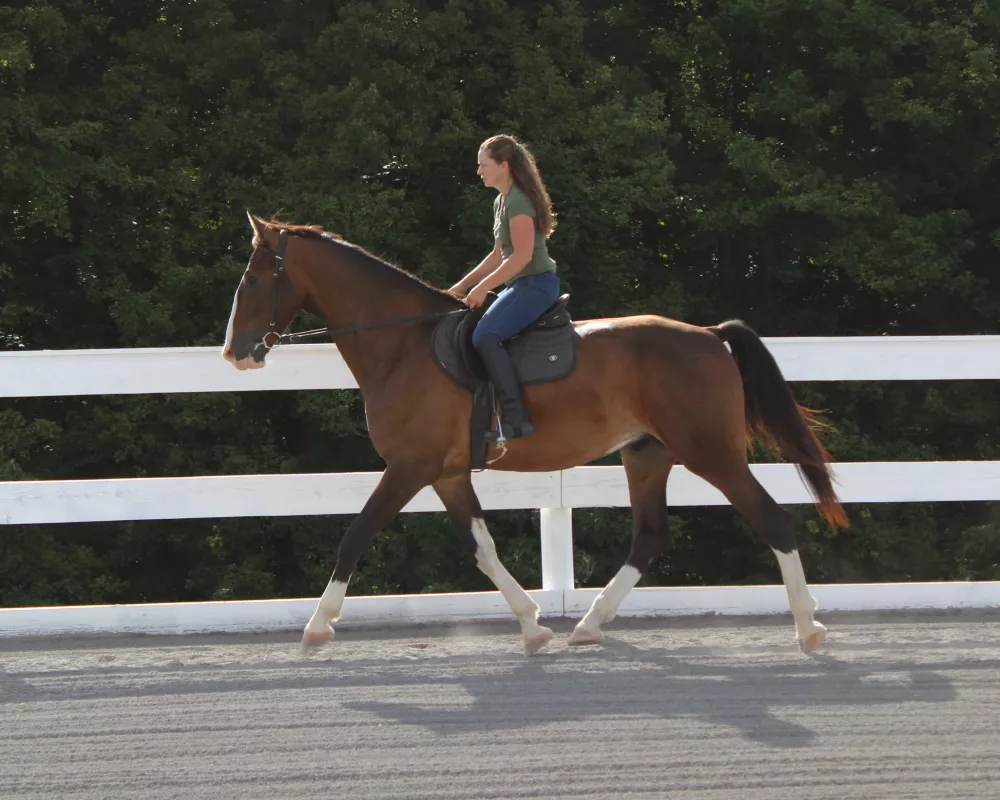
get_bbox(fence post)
[540,507,574,591]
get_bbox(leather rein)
[250,230,464,359]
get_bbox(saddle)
[432,293,577,468]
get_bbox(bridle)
[247,229,291,363]
[247,229,463,362]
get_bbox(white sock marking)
[772,549,822,640]
[772,549,816,615]
[304,579,347,632]
[579,565,641,630]
[471,518,541,628]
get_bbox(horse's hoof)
[301,628,334,648]
[799,627,827,654]
[524,626,553,656]
[568,626,605,647]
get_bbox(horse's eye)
[246,275,258,287]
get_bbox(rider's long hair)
[481,134,557,238]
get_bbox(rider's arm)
[449,240,502,295]
[474,215,534,292]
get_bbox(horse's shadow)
[342,639,963,749]
[1,630,975,751]
[0,665,37,703]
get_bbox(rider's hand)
[465,283,490,308]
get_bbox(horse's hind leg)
[692,460,826,653]
[433,473,553,656]
[569,436,675,646]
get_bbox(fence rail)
[3,461,999,526]
[3,336,1000,398]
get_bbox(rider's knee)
[472,329,501,352]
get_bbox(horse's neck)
[304,242,454,391]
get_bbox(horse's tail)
[708,319,848,528]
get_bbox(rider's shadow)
[342,644,961,749]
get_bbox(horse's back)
[566,312,741,400]
[573,313,728,355]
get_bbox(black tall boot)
[475,333,535,440]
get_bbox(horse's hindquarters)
[486,316,737,472]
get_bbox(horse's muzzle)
[250,342,269,364]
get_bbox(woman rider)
[448,134,561,440]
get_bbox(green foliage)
[1,0,998,606]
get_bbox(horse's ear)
[247,210,263,240]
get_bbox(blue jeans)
[471,272,561,348]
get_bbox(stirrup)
[485,420,534,442]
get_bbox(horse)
[222,211,848,655]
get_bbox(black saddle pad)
[432,293,577,392]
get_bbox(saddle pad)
[432,311,577,391]
[432,311,487,392]
[507,326,577,386]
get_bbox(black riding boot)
[475,333,535,440]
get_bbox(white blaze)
[222,284,240,358]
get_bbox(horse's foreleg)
[302,463,432,648]
[434,474,553,656]
[570,437,674,646]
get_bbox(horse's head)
[222,212,305,369]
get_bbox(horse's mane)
[257,217,461,305]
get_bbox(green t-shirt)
[493,185,557,281]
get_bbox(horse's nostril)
[250,342,268,363]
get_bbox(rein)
[277,308,464,344]
[250,231,464,358]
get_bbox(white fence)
[2,337,1000,637]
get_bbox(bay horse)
[223,212,848,655]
